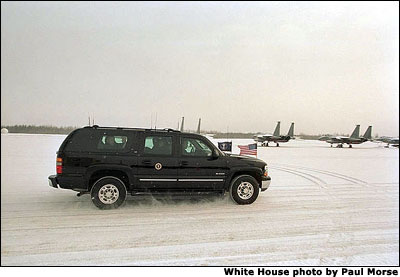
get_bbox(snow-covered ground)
[1,134,399,266]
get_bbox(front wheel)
[229,175,260,205]
[91,176,127,209]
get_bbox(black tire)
[91,176,127,209]
[229,175,260,205]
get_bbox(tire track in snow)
[273,163,368,185]
[269,166,327,189]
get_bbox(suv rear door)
[135,132,179,189]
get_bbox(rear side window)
[143,136,172,156]
[63,129,132,152]
[97,135,128,150]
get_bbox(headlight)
[263,165,268,176]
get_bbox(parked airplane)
[387,138,399,148]
[319,125,372,148]
[375,136,399,148]
[254,122,295,147]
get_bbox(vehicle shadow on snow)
[48,193,233,211]
[122,193,233,208]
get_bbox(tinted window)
[63,129,131,152]
[143,136,172,156]
[182,137,212,157]
[97,135,128,150]
[63,129,98,152]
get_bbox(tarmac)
[1,134,398,265]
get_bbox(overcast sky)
[1,2,399,135]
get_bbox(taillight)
[56,157,63,174]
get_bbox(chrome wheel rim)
[237,181,254,200]
[98,184,119,204]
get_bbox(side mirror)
[211,149,220,159]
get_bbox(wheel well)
[88,170,130,190]
[228,171,262,189]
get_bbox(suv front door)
[178,136,228,189]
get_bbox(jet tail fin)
[196,118,201,134]
[350,125,360,139]
[362,126,372,140]
[273,121,281,136]
[287,122,294,137]
[180,117,184,132]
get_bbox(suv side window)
[97,135,128,150]
[181,137,213,157]
[143,136,172,156]
[63,129,134,153]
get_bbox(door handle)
[142,160,151,165]
[180,161,188,166]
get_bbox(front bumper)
[48,175,58,188]
[261,176,271,191]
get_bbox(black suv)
[48,126,271,209]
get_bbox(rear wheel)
[91,176,127,209]
[229,175,260,205]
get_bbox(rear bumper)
[261,176,271,191]
[48,174,88,191]
[48,175,58,188]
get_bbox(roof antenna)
[155,112,157,129]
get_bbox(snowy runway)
[1,134,398,265]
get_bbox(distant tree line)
[296,133,321,140]
[212,132,258,139]
[212,132,325,140]
[2,125,337,140]
[1,125,77,134]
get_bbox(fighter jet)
[387,138,399,148]
[375,136,399,148]
[320,125,372,148]
[254,122,295,147]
